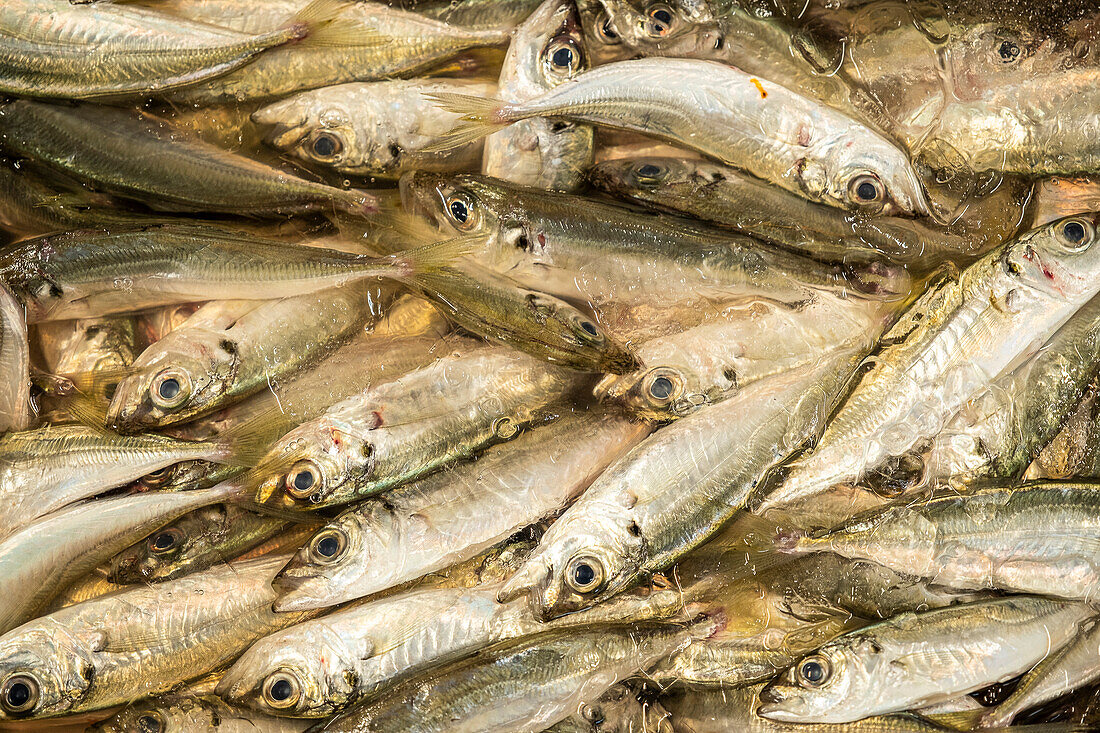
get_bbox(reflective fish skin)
[664,684,953,732]
[255,79,495,178]
[0,101,376,216]
[758,596,1092,724]
[0,0,345,99]
[498,348,862,620]
[544,683,672,733]
[317,621,704,733]
[1029,177,1100,228]
[161,0,509,103]
[783,482,1100,602]
[482,0,594,192]
[107,504,286,585]
[754,214,1100,514]
[0,224,433,322]
[248,346,588,514]
[106,286,384,432]
[981,619,1100,728]
[400,172,905,307]
[88,693,311,733]
[414,259,639,373]
[594,293,890,421]
[0,283,30,433]
[428,57,931,215]
[0,482,242,636]
[0,425,237,541]
[38,316,138,378]
[588,157,983,262]
[218,580,680,717]
[388,0,544,30]
[0,555,313,721]
[271,405,649,611]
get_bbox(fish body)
[0,283,30,432]
[89,693,311,733]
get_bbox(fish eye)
[148,527,184,555]
[285,460,324,500]
[1,674,39,714]
[136,711,165,733]
[309,528,347,563]
[797,655,831,687]
[645,4,675,37]
[140,466,175,488]
[581,703,604,724]
[544,38,584,79]
[596,11,621,44]
[263,671,301,709]
[310,132,342,159]
[643,370,681,405]
[632,161,667,184]
[565,555,605,594]
[150,369,191,409]
[997,39,1020,63]
[847,174,885,209]
[445,192,479,230]
[571,313,604,343]
[1057,217,1094,250]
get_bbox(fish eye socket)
[581,703,604,723]
[150,369,190,409]
[445,192,478,230]
[572,314,604,343]
[311,132,342,159]
[633,162,666,183]
[848,174,885,208]
[997,39,1020,63]
[596,11,620,43]
[649,375,674,401]
[798,656,831,687]
[263,672,301,709]
[1,675,39,714]
[136,712,166,733]
[148,527,183,555]
[645,4,675,37]
[1058,218,1094,250]
[285,460,323,500]
[544,38,584,78]
[140,466,175,488]
[565,555,605,594]
[309,529,347,563]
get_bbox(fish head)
[506,0,587,96]
[399,171,503,241]
[593,0,709,49]
[1002,213,1100,302]
[250,416,375,512]
[825,156,932,219]
[498,506,644,619]
[217,623,356,718]
[524,290,640,374]
[757,636,878,723]
[87,695,218,732]
[594,365,694,420]
[271,511,367,612]
[253,94,365,174]
[105,332,233,432]
[108,507,221,584]
[588,156,695,197]
[0,624,96,720]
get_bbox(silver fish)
[0,283,30,432]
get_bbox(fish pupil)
[1064,221,1086,243]
[449,200,469,222]
[637,163,662,178]
[801,661,824,683]
[317,535,340,557]
[271,679,293,701]
[152,532,175,551]
[158,378,180,400]
[313,134,337,157]
[293,471,315,492]
[5,683,29,708]
[580,320,598,336]
[552,47,574,68]
[998,40,1019,62]
[574,563,595,585]
[856,181,878,201]
[650,376,673,400]
[653,9,672,24]
[137,714,163,733]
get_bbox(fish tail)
[213,404,293,468]
[421,93,515,152]
[277,0,366,48]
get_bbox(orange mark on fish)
[750,78,767,99]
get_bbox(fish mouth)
[271,572,329,613]
[250,102,309,151]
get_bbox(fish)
[758,596,1093,723]
[0,555,314,720]
[160,0,510,103]
[388,0,545,30]
[753,214,1100,514]
[544,683,672,733]
[482,0,595,192]
[0,283,31,433]
[0,101,377,216]
[587,156,994,262]
[254,79,496,177]
[425,57,931,215]
[0,224,458,322]
[314,619,714,732]
[594,292,891,421]
[0,0,352,99]
[105,286,385,432]
[1029,177,1100,228]
[498,348,862,620]
[399,172,909,307]
[218,579,681,717]
[778,482,1100,602]
[0,482,246,635]
[107,504,288,585]
[88,693,312,733]
[271,404,649,610]
[37,316,138,379]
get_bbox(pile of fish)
[2,0,1100,730]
